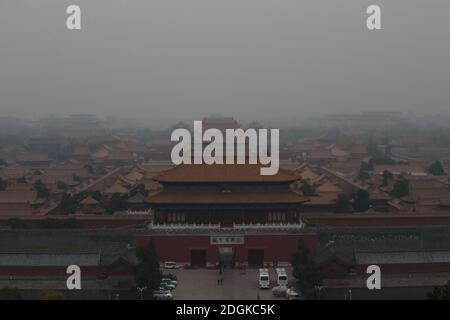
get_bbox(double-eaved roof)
[153,163,298,183]
[147,189,308,205]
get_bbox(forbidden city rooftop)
[152,163,297,183]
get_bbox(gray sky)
[0,0,449,125]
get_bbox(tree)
[0,287,21,300]
[391,176,409,198]
[353,189,370,212]
[427,281,450,300]
[91,190,102,201]
[58,193,79,214]
[334,194,351,213]
[428,161,445,176]
[106,193,127,213]
[56,181,69,191]
[0,178,7,191]
[290,239,322,299]
[357,169,370,181]
[134,240,161,299]
[300,181,316,196]
[381,170,393,187]
[33,180,50,199]
[130,184,149,197]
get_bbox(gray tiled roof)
[355,251,450,265]
[0,253,100,267]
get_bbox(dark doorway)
[248,249,264,267]
[190,249,207,267]
[219,247,235,268]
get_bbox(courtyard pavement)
[165,267,293,300]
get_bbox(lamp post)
[137,286,147,300]
[315,285,325,300]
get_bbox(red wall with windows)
[135,233,317,266]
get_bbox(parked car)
[153,291,173,300]
[272,285,288,298]
[161,278,178,286]
[164,261,180,269]
[159,283,176,291]
[155,289,171,294]
[161,284,176,291]
[286,288,300,300]
[163,273,178,281]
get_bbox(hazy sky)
[0,0,449,125]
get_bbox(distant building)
[16,153,51,168]
[0,184,45,216]
[28,137,62,154]
[202,117,241,133]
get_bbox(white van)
[276,268,288,286]
[259,268,270,289]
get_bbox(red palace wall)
[135,233,317,266]
[320,262,350,276]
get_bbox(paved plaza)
[166,267,293,300]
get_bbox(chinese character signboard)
[210,235,244,245]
